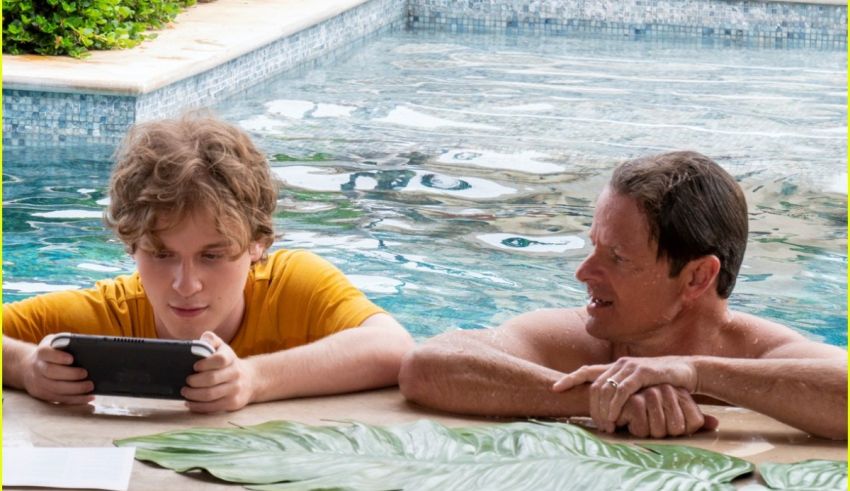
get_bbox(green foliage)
[3,0,196,58]
[115,419,754,491]
[759,459,847,490]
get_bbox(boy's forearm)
[247,323,413,402]
[3,336,35,389]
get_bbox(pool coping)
[2,388,846,490]
[2,0,376,95]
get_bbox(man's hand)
[552,356,700,433]
[22,335,95,405]
[182,331,257,413]
[614,384,718,438]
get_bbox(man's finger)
[660,385,686,436]
[552,365,606,391]
[676,388,707,435]
[605,373,642,428]
[701,415,719,432]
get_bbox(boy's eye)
[152,250,172,259]
[202,252,224,261]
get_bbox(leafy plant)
[115,419,753,491]
[759,459,847,490]
[3,0,195,58]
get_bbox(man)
[399,151,847,439]
[3,114,414,412]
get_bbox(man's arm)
[183,313,415,412]
[398,308,609,417]
[554,341,847,439]
[696,343,847,439]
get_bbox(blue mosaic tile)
[407,0,847,49]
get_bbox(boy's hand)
[23,335,95,405]
[183,331,257,413]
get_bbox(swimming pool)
[3,30,846,347]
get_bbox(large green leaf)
[115,420,752,491]
[759,459,847,490]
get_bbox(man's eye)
[152,250,172,259]
[202,253,223,261]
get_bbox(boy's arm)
[182,313,414,412]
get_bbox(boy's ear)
[681,255,721,301]
[249,242,264,262]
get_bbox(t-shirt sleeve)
[267,250,386,342]
[2,276,149,343]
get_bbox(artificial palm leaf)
[759,459,847,490]
[115,419,752,491]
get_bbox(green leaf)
[115,420,753,491]
[760,459,847,490]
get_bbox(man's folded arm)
[695,345,847,439]
[399,309,604,417]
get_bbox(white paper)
[2,447,136,491]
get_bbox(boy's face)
[133,209,262,342]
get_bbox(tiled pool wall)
[2,0,846,148]
[408,0,847,48]
[2,0,408,148]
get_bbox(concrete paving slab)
[2,388,844,489]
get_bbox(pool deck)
[2,388,845,489]
[1,0,372,94]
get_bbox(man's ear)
[681,255,721,301]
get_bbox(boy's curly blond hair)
[106,113,278,260]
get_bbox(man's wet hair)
[610,151,748,298]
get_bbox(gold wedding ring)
[605,377,619,389]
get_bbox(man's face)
[575,187,686,343]
[133,209,261,341]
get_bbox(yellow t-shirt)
[2,249,385,358]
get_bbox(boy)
[3,114,414,413]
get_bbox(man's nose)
[575,252,597,284]
[172,260,202,297]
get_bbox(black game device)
[50,333,214,399]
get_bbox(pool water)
[3,31,846,347]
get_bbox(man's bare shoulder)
[497,308,612,371]
[725,311,845,359]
